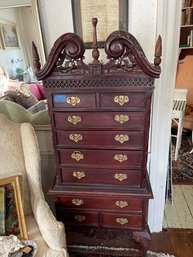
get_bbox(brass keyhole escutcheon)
[69,134,83,142]
[68,115,81,125]
[66,96,80,106]
[114,95,129,106]
[71,151,84,161]
[115,115,129,124]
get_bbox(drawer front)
[59,149,143,168]
[102,212,142,230]
[54,112,145,129]
[100,93,146,108]
[61,168,142,187]
[56,130,144,149]
[58,210,98,226]
[57,195,142,212]
[52,93,96,108]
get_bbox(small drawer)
[57,195,142,212]
[56,130,144,149]
[58,149,143,169]
[57,210,99,227]
[52,93,96,108]
[54,112,145,129]
[60,168,142,187]
[102,212,142,230]
[100,92,146,109]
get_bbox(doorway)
[164,3,193,229]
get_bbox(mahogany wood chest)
[33,19,161,257]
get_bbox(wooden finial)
[92,18,100,63]
[154,35,162,67]
[32,41,41,71]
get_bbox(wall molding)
[148,0,182,232]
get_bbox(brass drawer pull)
[114,154,127,163]
[69,134,83,142]
[114,95,129,106]
[115,200,128,208]
[68,115,81,125]
[66,96,80,106]
[71,151,84,161]
[115,114,129,124]
[74,215,86,222]
[72,199,84,206]
[116,218,128,225]
[115,134,129,144]
[73,171,85,179]
[114,173,128,181]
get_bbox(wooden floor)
[150,228,193,257]
[164,185,193,229]
[151,185,193,257]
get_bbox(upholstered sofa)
[0,113,68,256]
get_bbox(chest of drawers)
[33,19,161,257]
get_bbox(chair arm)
[34,198,67,251]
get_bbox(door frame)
[148,0,182,232]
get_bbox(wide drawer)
[58,149,143,168]
[57,195,142,212]
[56,130,144,149]
[54,112,145,129]
[102,212,142,230]
[60,168,142,187]
[100,92,147,109]
[52,93,96,108]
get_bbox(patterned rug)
[147,251,176,257]
[172,131,193,184]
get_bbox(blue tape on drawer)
[53,95,67,103]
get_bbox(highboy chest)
[33,19,161,257]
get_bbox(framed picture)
[0,20,20,49]
[72,0,128,48]
[0,176,28,239]
[0,32,4,49]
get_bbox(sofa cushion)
[11,93,39,109]
[36,84,46,99]
[29,84,43,101]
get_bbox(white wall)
[0,8,25,77]
[129,0,157,61]
[38,0,74,56]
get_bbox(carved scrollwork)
[104,31,161,78]
[33,19,161,80]
[33,33,89,80]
